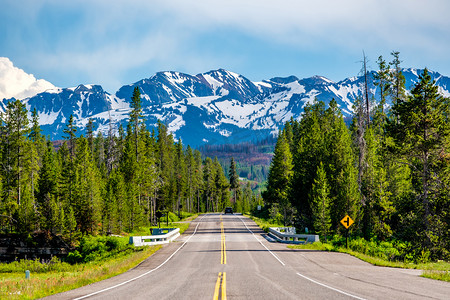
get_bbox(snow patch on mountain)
[2,59,450,147]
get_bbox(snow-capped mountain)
[21,84,129,135]
[2,59,450,146]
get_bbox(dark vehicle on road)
[224,207,233,214]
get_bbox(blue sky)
[1,0,450,93]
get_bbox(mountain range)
[1,57,450,147]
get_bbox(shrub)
[64,235,132,264]
[0,257,73,273]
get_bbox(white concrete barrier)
[268,227,319,244]
[129,228,180,246]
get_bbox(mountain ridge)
[1,58,450,147]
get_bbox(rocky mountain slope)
[2,58,450,146]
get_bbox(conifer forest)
[0,87,255,240]
[0,53,449,262]
[264,55,450,260]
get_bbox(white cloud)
[2,0,450,91]
[0,57,56,100]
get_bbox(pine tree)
[185,146,195,213]
[63,115,77,159]
[73,136,101,234]
[389,51,407,107]
[203,157,215,212]
[243,181,252,213]
[174,140,186,216]
[388,68,450,250]
[4,100,30,206]
[310,162,331,241]
[156,121,175,212]
[129,87,143,162]
[121,123,141,231]
[326,100,359,233]
[373,55,390,116]
[87,118,94,158]
[229,157,239,205]
[290,101,326,228]
[213,158,228,212]
[264,130,293,225]
[193,150,203,213]
[37,141,59,233]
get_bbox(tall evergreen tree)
[310,162,331,241]
[36,141,59,233]
[129,87,143,162]
[229,157,239,204]
[388,68,450,252]
[389,51,407,107]
[264,130,293,225]
[63,115,77,159]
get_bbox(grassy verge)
[128,221,191,237]
[245,215,450,282]
[245,214,282,232]
[422,270,450,281]
[0,245,161,299]
[127,212,197,236]
[0,213,198,299]
[287,242,450,282]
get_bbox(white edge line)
[296,272,366,300]
[73,215,206,300]
[239,217,285,266]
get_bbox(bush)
[65,235,132,264]
[168,212,179,223]
[66,250,83,264]
[0,257,73,273]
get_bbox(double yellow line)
[214,216,227,300]
[220,216,226,265]
[213,272,226,300]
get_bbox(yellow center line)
[213,272,227,300]
[213,272,222,300]
[215,216,227,300]
[220,215,226,264]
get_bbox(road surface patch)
[73,215,206,300]
[296,272,366,300]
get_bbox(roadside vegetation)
[0,239,160,299]
[263,52,449,272]
[249,211,449,282]
[0,213,197,299]
[288,241,450,282]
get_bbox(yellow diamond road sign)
[340,215,354,229]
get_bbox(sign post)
[340,215,354,249]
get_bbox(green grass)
[288,242,450,282]
[128,221,191,237]
[0,245,161,299]
[127,212,197,236]
[422,270,450,281]
[0,213,198,298]
[246,214,450,282]
[245,214,282,232]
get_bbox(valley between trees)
[0,53,448,283]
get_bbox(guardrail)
[268,227,319,244]
[129,228,180,246]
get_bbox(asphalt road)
[45,214,450,300]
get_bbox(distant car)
[224,207,233,214]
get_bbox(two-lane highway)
[45,214,450,299]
